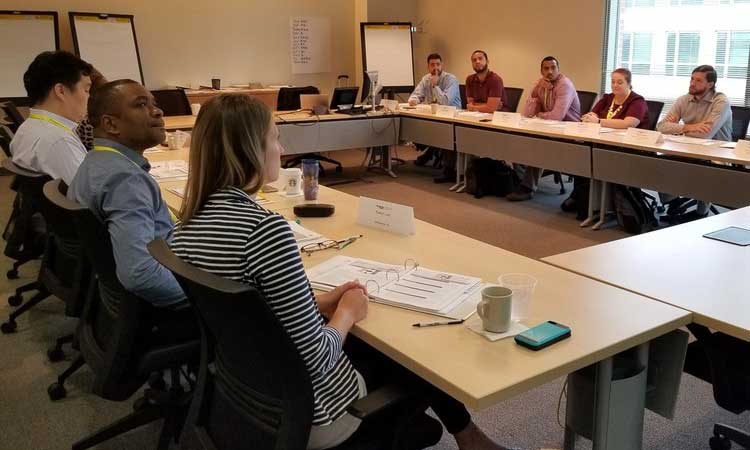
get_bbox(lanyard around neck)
[93,144,179,222]
[29,112,74,134]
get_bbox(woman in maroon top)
[581,68,649,129]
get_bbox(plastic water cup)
[190,103,201,116]
[498,273,537,321]
[301,159,319,201]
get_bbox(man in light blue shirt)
[408,53,461,108]
[69,79,185,308]
[408,53,461,168]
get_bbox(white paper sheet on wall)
[290,17,331,74]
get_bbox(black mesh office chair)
[279,86,344,174]
[577,90,598,114]
[35,180,91,361]
[459,84,468,109]
[55,202,200,450]
[148,239,444,450]
[1,159,49,334]
[504,87,524,113]
[683,323,750,450]
[151,89,192,116]
[730,105,750,142]
[0,101,25,133]
[0,124,13,158]
[645,100,665,131]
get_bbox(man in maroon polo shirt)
[465,50,510,113]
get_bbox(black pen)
[412,319,464,328]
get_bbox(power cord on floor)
[557,379,568,429]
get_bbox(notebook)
[307,255,483,319]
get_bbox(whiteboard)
[0,11,59,99]
[70,13,144,84]
[361,23,414,91]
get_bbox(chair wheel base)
[8,295,22,307]
[47,382,67,401]
[47,347,65,362]
[7,269,18,279]
[710,436,732,450]
[1,321,17,334]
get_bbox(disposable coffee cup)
[476,285,513,333]
[430,103,439,114]
[190,103,201,116]
[284,168,302,196]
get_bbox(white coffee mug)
[283,168,302,196]
[476,285,513,333]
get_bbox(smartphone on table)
[514,321,571,351]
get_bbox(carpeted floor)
[0,148,746,450]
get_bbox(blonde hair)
[179,94,272,224]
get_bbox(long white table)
[544,206,750,341]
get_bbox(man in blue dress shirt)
[69,79,186,309]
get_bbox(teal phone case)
[514,321,571,351]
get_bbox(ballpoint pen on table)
[412,319,465,328]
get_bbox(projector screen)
[70,13,144,84]
[0,11,59,100]
[361,23,414,92]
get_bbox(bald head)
[88,80,166,151]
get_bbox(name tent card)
[624,128,663,146]
[379,99,398,112]
[357,196,415,235]
[734,139,750,157]
[492,112,522,127]
[435,105,457,118]
[564,122,601,138]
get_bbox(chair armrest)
[346,383,412,420]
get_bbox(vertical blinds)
[601,0,750,131]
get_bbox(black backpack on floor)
[613,185,658,234]
[465,158,519,199]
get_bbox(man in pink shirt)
[507,56,581,201]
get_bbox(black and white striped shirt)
[171,187,360,425]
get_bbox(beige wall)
[413,0,604,100]
[7,0,356,94]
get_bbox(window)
[621,33,653,75]
[602,0,750,120]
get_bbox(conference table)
[544,206,750,341]
[149,147,691,449]
[164,107,750,228]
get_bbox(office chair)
[279,86,344,174]
[730,105,750,142]
[577,90,598,114]
[55,204,199,450]
[0,101,25,133]
[1,160,49,334]
[148,239,444,450]
[151,89,192,116]
[645,100,665,131]
[503,87,524,113]
[35,180,91,362]
[0,124,13,158]
[683,323,750,450]
[459,84,468,109]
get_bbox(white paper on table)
[720,142,738,149]
[167,187,185,198]
[150,160,189,181]
[663,135,714,145]
[599,127,618,133]
[624,128,663,146]
[525,118,566,129]
[144,146,164,154]
[287,220,327,249]
[564,122,601,138]
[357,196,415,235]
[465,315,529,342]
[435,105,457,118]
[457,111,486,118]
[415,104,432,112]
[492,112,522,127]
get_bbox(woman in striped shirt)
[172,94,517,450]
